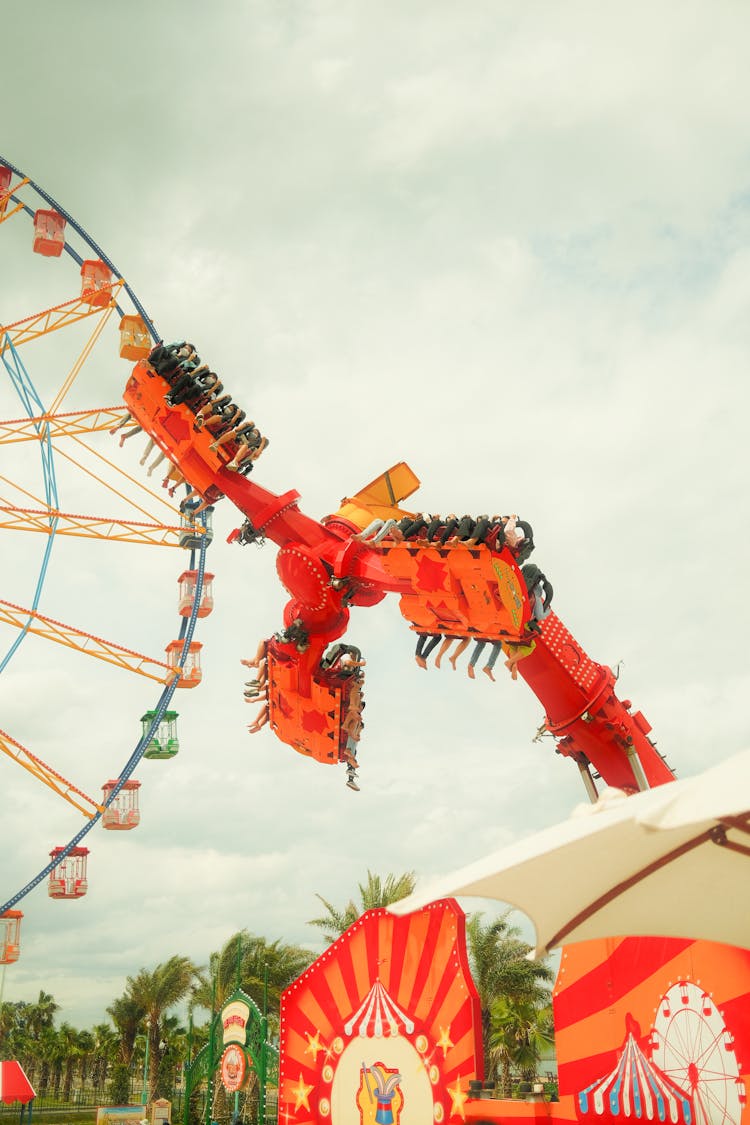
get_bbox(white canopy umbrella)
[391,749,750,956]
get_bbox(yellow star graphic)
[304,1030,325,1061]
[437,1024,454,1057]
[291,1072,314,1112]
[448,1077,468,1120]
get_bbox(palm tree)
[58,1022,81,1101]
[192,931,314,1033]
[123,955,201,1103]
[90,1023,119,1093]
[489,996,555,1096]
[107,993,145,1067]
[308,870,417,943]
[465,912,554,1082]
[26,990,59,1036]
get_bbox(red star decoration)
[416,554,449,592]
[160,411,192,443]
[301,708,328,734]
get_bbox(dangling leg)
[468,640,487,680]
[139,438,156,466]
[434,637,454,669]
[483,642,503,682]
[147,450,168,476]
[109,412,132,434]
[449,637,470,670]
[119,424,142,446]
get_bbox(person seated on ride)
[414,631,442,668]
[397,513,429,539]
[167,366,219,408]
[321,642,365,673]
[425,514,444,542]
[437,635,471,668]
[355,517,404,544]
[465,514,492,546]
[209,414,253,452]
[148,341,198,381]
[486,515,534,561]
[522,563,553,621]
[178,483,223,517]
[437,514,458,545]
[226,429,268,472]
[467,637,493,679]
[202,403,243,440]
[452,514,476,542]
[274,617,309,654]
[210,414,256,452]
[160,463,187,496]
[109,412,142,446]
[194,391,233,429]
[247,702,270,734]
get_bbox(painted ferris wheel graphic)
[651,981,747,1125]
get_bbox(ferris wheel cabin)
[119,315,152,361]
[101,779,141,830]
[165,640,203,688]
[0,166,11,216]
[80,259,113,307]
[178,571,214,618]
[32,208,66,256]
[0,910,23,964]
[141,710,179,760]
[47,846,90,900]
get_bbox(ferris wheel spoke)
[0,407,128,444]
[0,290,121,351]
[54,440,180,522]
[0,505,184,546]
[0,474,49,509]
[0,598,176,683]
[0,729,101,819]
[48,299,119,415]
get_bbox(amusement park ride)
[1,159,748,1125]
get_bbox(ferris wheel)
[651,980,747,1125]
[0,157,214,931]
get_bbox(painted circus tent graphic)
[278,900,482,1124]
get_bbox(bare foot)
[482,666,495,682]
[415,656,427,669]
[467,664,475,679]
[435,657,442,669]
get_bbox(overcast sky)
[1,0,749,1030]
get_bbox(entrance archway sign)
[183,989,277,1125]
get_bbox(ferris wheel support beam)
[0,505,184,547]
[0,288,123,351]
[0,406,128,444]
[0,729,102,819]
[0,599,176,683]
